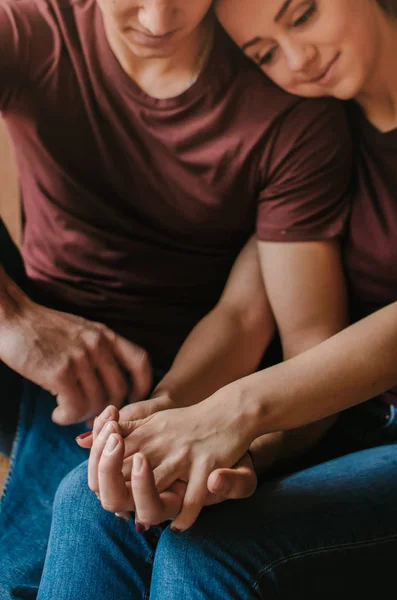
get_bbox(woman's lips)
[308,53,340,85]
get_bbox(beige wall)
[0,118,21,246]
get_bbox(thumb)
[117,418,146,437]
[119,396,168,422]
[207,456,257,500]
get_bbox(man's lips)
[126,27,177,45]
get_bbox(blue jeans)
[37,401,397,600]
[0,382,89,600]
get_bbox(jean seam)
[144,548,156,600]
[0,409,22,508]
[253,532,397,593]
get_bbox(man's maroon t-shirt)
[345,105,397,405]
[0,0,351,367]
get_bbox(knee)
[151,521,243,599]
[53,460,96,517]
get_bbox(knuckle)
[54,357,73,382]
[110,381,128,405]
[83,329,106,352]
[72,346,88,364]
[101,502,121,513]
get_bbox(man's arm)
[247,238,348,474]
[152,236,275,407]
[0,263,151,424]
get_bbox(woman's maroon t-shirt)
[345,104,397,404]
[0,0,351,367]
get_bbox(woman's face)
[216,0,383,99]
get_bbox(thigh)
[151,442,397,600]
[0,381,89,599]
[38,461,164,600]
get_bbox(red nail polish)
[171,528,182,534]
[135,521,145,535]
[76,431,92,440]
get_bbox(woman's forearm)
[241,302,397,437]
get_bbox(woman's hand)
[84,387,257,530]
[90,426,257,529]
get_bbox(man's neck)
[356,15,397,133]
[103,14,215,100]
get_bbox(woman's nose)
[285,42,317,72]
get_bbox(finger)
[119,396,168,422]
[73,350,108,419]
[88,420,120,492]
[207,461,257,501]
[153,460,185,494]
[170,470,209,533]
[75,430,94,449]
[104,332,152,402]
[122,456,133,481]
[93,405,119,442]
[76,405,119,449]
[132,454,182,527]
[98,434,135,513]
[89,345,128,409]
[52,377,88,426]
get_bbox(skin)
[82,0,358,528]
[97,0,215,98]
[216,0,397,129]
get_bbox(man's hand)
[0,299,151,425]
[83,391,255,530]
[92,426,257,527]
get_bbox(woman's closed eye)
[291,0,317,28]
[253,48,277,67]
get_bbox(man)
[0,0,351,595]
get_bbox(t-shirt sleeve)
[0,1,29,111]
[256,98,352,242]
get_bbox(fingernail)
[76,431,92,441]
[171,527,183,535]
[102,406,113,419]
[99,421,116,440]
[211,476,230,495]
[104,434,119,455]
[135,521,145,534]
[116,512,130,522]
[133,453,143,473]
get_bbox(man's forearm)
[153,236,275,407]
[0,265,29,323]
[153,301,275,406]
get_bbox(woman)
[38,1,397,598]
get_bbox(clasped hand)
[78,399,257,532]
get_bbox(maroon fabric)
[0,0,351,367]
[345,104,397,404]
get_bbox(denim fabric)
[0,382,89,600]
[37,400,397,600]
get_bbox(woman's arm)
[242,300,397,435]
